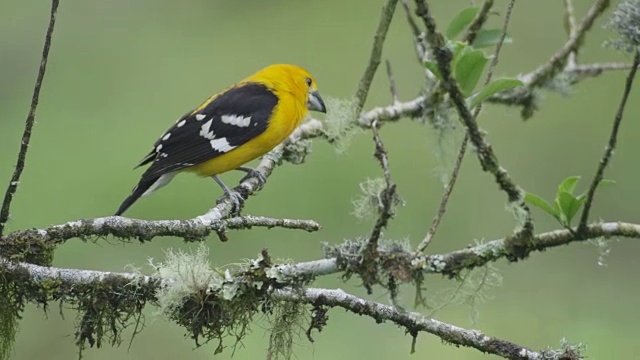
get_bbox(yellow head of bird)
[244,64,326,114]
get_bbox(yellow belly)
[187,96,306,177]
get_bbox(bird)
[114,64,326,216]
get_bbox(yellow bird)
[115,64,326,216]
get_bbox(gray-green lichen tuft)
[282,138,312,165]
[150,245,258,353]
[322,96,362,153]
[607,0,640,52]
[352,178,403,221]
[540,338,586,360]
[150,246,311,356]
[265,298,308,360]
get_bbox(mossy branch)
[0,254,588,359]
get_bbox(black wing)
[137,82,278,182]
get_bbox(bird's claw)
[216,190,245,215]
[239,168,267,189]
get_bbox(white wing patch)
[177,119,187,127]
[210,138,236,153]
[221,114,251,127]
[162,132,171,141]
[195,114,206,121]
[142,172,176,197]
[200,119,215,140]
[199,118,237,152]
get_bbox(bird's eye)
[305,77,312,87]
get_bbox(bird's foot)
[237,166,267,190]
[216,189,245,215]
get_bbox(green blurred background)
[2,0,640,359]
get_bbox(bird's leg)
[212,175,244,213]
[236,166,267,189]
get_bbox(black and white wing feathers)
[138,82,279,182]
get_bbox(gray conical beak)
[307,90,326,113]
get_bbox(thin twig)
[354,0,399,112]
[416,134,468,252]
[564,0,578,37]
[578,49,640,231]
[415,0,519,253]
[400,0,426,61]
[566,62,640,82]
[463,0,494,44]
[0,0,60,236]
[363,117,399,294]
[385,59,399,104]
[366,120,397,256]
[527,0,610,88]
[563,0,578,67]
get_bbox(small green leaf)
[556,191,585,226]
[469,78,523,109]
[454,49,488,95]
[472,29,513,48]
[451,42,472,73]
[424,61,443,81]
[525,192,559,219]
[448,40,468,59]
[446,7,480,38]
[558,176,581,195]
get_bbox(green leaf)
[469,78,523,109]
[472,29,513,48]
[446,7,480,38]
[556,191,585,226]
[558,176,581,195]
[525,192,559,219]
[454,49,488,96]
[448,40,468,59]
[424,61,443,81]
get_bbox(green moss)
[0,260,160,360]
[0,230,55,265]
[68,275,158,356]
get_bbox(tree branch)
[1,257,583,359]
[526,0,610,88]
[0,0,60,236]
[578,49,640,231]
[463,0,494,44]
[354,0,399,112]
[2,215,321,245]
[328,221,640,279]
[279,287,574,359]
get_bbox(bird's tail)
[114,173,176,216]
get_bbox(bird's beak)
[307,90,327,113]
